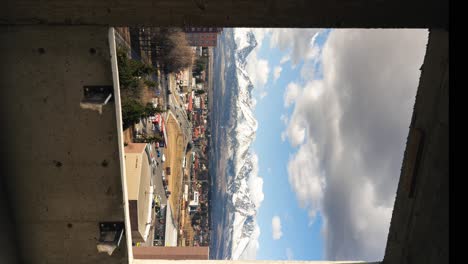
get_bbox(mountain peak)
[211,28,261,261]
[235,30,258,69]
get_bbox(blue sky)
[237,28,429,261]
[251,30,330,260]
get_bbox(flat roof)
[125,143,147,154]
[125,144,153,242]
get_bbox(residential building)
[184,27,222,47]
[194,96,201,109]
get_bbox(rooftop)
[125,143,153,242]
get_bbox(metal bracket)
[80,85,114,114]
[97,222,124,256]
[82,85,114,105]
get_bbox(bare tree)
[148,28,193,73]
[165,31,193,72]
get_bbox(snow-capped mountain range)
[222,28,262,260]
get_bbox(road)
[166,72,197,241]
[140,71,194,246]
[167,73,192,147]
[141,141,168,246]
[132,69,195,247]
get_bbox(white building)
[124,143,153,243]
[194,96,201,109]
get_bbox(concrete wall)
[125,152,144,200]
[382,29,449,264]
[0,26,127,264]
[2,0,447,28]
[137,154,152,242]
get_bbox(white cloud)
[248,175,264,209]
[300,61,316,81]
[284,29,429,261]
[245,50,270,89]
[286,248,294,260]
[286,115,306,147]
[301,34,323,81]
[270,28,322,65]
[280,114,288,125]
[274,66,282,82]
[272,216,283,240]
[306,33,320,60]
[251,97,257,109]
[287,139,325,220]
[237,28,271,90]
[280,54,290,64]
[280,115,288,142]
[281,131,287,142]
[284,82,301,108]
[251,28,271,47]
[247,153,265,208]
[259,91,268,99]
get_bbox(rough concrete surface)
[2,0,448,28]
[0,26,127,264]
[383,29,448,264]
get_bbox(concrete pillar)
[382,29,448,264]
[3,0,447,28]
[0,25,128,264]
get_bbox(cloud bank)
[283,29,428,261]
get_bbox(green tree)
[195,89,206,96]
[122,99,145,129]
[144,79,157,88]
[136,134,163,143]
[142,103,166,119]
[155,106,166,113]
[117,47,155,89]
[193,58,206,75]
[144,103,157,117]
